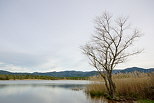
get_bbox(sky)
[0,0,154,72]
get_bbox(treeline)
[0,74,89,80]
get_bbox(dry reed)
[87,72,154,100]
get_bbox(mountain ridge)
[0,67,153,77]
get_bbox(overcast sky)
[0,0,153,72]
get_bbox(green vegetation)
[137,99,154,103]
[0,74,89,80]
[0,74,57,80]
[86,72,154,101]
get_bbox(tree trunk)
[107,74,116,98]
[102,74,116,99]
[103,76,110,93]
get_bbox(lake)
[0,80,109,103]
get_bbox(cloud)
[0,51,48,68]
[0,0,154,72]
[0,62,31,72]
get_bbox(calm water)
[0,80,109,103]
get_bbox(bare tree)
[81,12,142,98]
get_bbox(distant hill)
[119,67,154,73]
[112,67,154,74]
[0,70,12,74]
[32,71,98,77]
[0,67,153,77]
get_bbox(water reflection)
[0,83,87,103]
[0,80,133,103]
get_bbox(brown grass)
[87,72,154,100]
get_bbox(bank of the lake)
[0,74,89,80]
[86,72,154,102]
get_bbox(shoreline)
[86,72,154,102]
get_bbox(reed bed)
[87,72,154,100]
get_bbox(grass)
[0,74,89,80]
[137,99,154,103]
[86,72,154,101]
